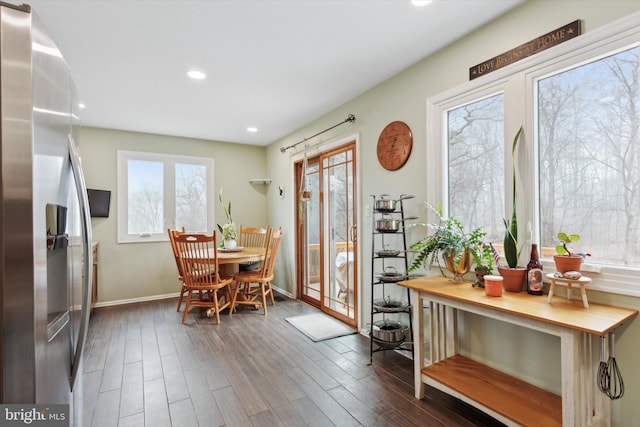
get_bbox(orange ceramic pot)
[553,255,582,273]
[497,266,526,292]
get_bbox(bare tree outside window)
[448,94,505,244]
[128,160,163,234]
[176,163,207,231]
[324,151,352,245]
[538,46,640,266]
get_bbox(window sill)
[541,259,640,298]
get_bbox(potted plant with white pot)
[217,188,238,249]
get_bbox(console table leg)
[411,289,425,399]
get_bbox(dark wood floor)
[79,296,505,427]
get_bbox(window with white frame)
[448,92,505,245]
[117,150,214,243]
[429,13,640,296]
[537,45,640,267]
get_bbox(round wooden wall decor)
[376,121,413,171]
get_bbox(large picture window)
[428,14,640,296]
[538,46,640,267]
[117,150,214,243]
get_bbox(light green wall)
[79,126,268,303]
[265,1,640,425]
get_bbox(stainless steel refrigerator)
[0,2,92,424]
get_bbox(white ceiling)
[23,0,523,146]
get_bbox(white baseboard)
[271,285,293,299]
[93,292,180,308]
[94,285,293,309]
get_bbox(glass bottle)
[527,244,543,295]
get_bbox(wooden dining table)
[216,247,266,312]
[216,246,265,266]
[180,246,266,317]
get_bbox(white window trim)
[117,150,215,243]
[427,11,640,297]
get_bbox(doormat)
[285,312,356,342]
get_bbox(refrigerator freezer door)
[1,5,91,422]
[0,3,37,404]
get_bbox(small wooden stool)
[546,273,592,308]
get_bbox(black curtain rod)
[280,114,356,153]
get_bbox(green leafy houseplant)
[470,241,494,287]
[408,203,487,281]
[555,232,587,257]
[471,242,494,274]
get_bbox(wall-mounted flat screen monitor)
[87,189,111,218]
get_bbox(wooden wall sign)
[469,20,581,80]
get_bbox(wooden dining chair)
[238,225,271,271]
[174,231,232,324]
[231,227,282,315]
[168,227,189,311]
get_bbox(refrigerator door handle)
[68,134,93,391]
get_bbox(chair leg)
[213,292,221,325]
[182,290,192,324]
[230,281,241,316]
[267,281,275,305]
[176,285,185,311]
[260,283,268,315]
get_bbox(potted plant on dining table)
[217,188,238,249]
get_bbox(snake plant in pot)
[498,126,527,292]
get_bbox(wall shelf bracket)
[249,179,272,185]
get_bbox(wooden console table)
[397,276,637,427]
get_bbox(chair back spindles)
[261,227,282,280]
[231,227,283,315]
[239,226,270,248]
[238,225,271,271]
[168,227,188,311]
[174,231,232,324]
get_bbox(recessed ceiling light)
[247,127,258,133]
[411,0,432,6]
[186,70,206,80]
[78,103,86,109]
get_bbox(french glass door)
[296,142,357,326]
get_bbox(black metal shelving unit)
[369,194,415,364]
